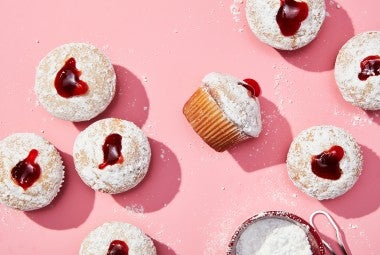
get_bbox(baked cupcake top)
[246,0,326,50]
[73,118,151,194]
[286,125,363,200]
[35,42,116,121]
[202,72,262,137]
[335,31,380,110]
[80,222,156,255]
[0,133,64,211]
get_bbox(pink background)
[0,0,379,254]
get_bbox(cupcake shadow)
[25,151,95,230]
[153,239,177,255]
[228,97,293,172]
[366,110,380,126]
[113,138,181,212]
[278,1,354,72]
[74,64,149,130]
[321,145,380,218]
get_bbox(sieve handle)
[309,210,348,255]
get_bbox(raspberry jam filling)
[55,57,89,98]
[358,55,380,81]
[239,79,261,97]
[311,145,344,180]
[99,133,124,169]
[11,149,41,190]
[276,0,309,36]
[107,240,129,255]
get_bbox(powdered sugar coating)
[236,218,312,255]
[0,133,64,211]
[287,126,362,200]
[246,0,326,50]
[335,31,380,110]
[35,42,116,121]
[79,222,156,255]
[73,118,151,194]
[202,72,262,137]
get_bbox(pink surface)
[0,0,379,254]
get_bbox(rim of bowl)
[226,211,325,255]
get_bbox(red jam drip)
[11,149,41,190]
[239,79,261,97]
[99,134,124,169]
[311,146,344,180]
[107,240,129,255]
[276,0,309,36]
[54,57,89,98]
[358,55,380,81]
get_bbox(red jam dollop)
[107,240,129,255]
[358,55,380,81]
[276,0,309,36]
[239,78,261,97]
[54,57,89,98]
[311,145,344,180]
[99,134,124,169]
[11,149,41,190]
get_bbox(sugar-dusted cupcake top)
[246,0,326,50]
[335,31,380,110]
[80,222,156,255]
[287,125,363,200]
[73,118,151,194]
[202,72,262,137]
[35,42,116,121]
[0,133,64,211]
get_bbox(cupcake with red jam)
[35,42,116,121]
[183,72,262,152]
[246,0,326,50]
[335,31,380,110]
[73,118,151,194]
[0,133,64,211]
[286,125,363,200]
[80,222,156,255]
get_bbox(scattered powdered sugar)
[202,72,262,137]
[236,218,312,255]
[230,0,245,32]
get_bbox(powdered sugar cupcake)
[335,31,380,110]
[35,42,116,121]
[0,133,64,211]
[183,72,262,152]
[246,0,326,50]
[80,222,156,255]
[286,125,363,200]
[73,118,151,194]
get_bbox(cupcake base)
[183,87,250,152]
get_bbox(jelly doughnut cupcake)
[73,118,151,194]
[35,42,116,121]
[286,125,363,200]
[183,72,262,152]
[80,222,156,255]
[0,133,64,211]
[246,0,326,50]
[335,31,380,110]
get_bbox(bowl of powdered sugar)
[227,211,325,255]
